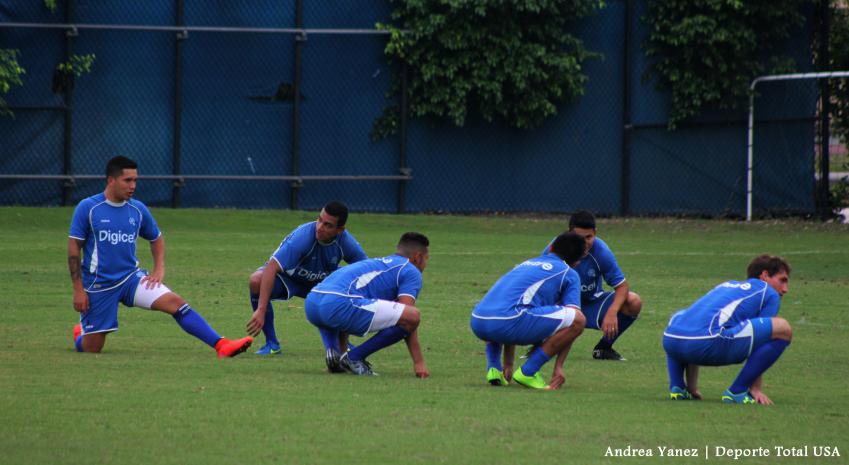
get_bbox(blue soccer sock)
[666,353,687,391]
[74,335,84,352]
[347,326,410,361]
[486,342,503,371]
[250,293,278,345]
[598,313,638,348]
[318,327,340,351]
[729,339,790,394]
[520,347,552,376]
[172,304,222,348]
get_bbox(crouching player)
[304,232,430,377]
[68,156,252,357]
[663,255,792,404]
[470,232,586,390]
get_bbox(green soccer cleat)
[721,389,757,404]
[669,386,692,400]
[512,368,548,390]
[486,367,508,386]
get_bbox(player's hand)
[602,312,619,339]
[547,371,565,390]
[246,310,265,337]
[73,288,89,313]
[413,361,429,379]
[751,389,773,405]
[142,270,164,289]
[688,389,703,400]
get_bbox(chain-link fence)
[0,0,829,216]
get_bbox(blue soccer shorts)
[662,318,774,366]
[470,305,578,346]
[79,270,171,335]
[581,291,615,330]
[304,292,405,337]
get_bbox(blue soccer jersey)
[543,237,625,302]
[310,254,422,301]
[473,253,581,317]
[270,221,368,288]
[68,193,161,292]
[664,278,781,338]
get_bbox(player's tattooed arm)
[68,238,88,312]
[68,255,82,282]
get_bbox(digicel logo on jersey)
[99,229,136,245]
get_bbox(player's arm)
[502,344,516,381]
[68,238,88,312]
[685,364,703,399]
[247,259,282,337]
[398,295,428,378]
[749,376,773,405]
[601,281,630,339]
[145,235,166,288]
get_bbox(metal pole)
[172,0,185,208]
[397,62,409,214]
[61,0,76,206]
[290,0,304,210]
[818,2,831,218]
[620,0,632,217]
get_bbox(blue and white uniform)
[69,193,169,334]
[263,221,368,301]
[470,253,581,345]
[543,237,626,329]
[663,278,780,365]
[304,255,421,336]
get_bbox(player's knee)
[571,310,586,332]
[772,317,793,342]
[624,292,642,316]
[152,292,186,314]
[398,306,421,332]
[248,272,262,294]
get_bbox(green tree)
[373,0,604,140]
[643,0,810,128]
[828,2,849,147]
[0,49,25,116]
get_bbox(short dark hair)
[105,156,137,179]
[568,210,596,230]
[397,231,429,255]
[747,254,791,279]
[323,201,349,227]
[550,232,585,265]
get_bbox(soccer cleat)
[73,323,82,341]
[512,368,548,390]
[339,352,376,376]
[215,336,253,358]
[721,389,757,404]
[255,342,281,356]
[592,347,626,361]
[669,386,692,400]
[326,348,345,373]
[486,367,508,386]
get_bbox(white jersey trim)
[311,290,365,299]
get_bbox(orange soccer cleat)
[215,336,253,358]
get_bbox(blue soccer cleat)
[721,389,756,404]
[669,386,692,400]
[255,342,281,356]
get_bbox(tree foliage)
[643,0,810,128]
[827,2,849,146]
[373,0,604,140]
[0,49,25,116]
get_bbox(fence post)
[61,0,76,206]
[817,0,831,218]
[172,0,186,208]
[619,0,632,217]
[290,0,304,210]
[397,62,409,214]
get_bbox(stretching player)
[245,201,367,361]
[68,156,252,357]
[304,232,430,377]
[663,255,792,404]
[472,232,587,390]
[544,210,641,360]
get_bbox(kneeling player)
[470,232,587,390]
[304,232,430,377]
[663,255,792,404]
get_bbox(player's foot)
[669,386,692,400]
[486,367,508,386]
[73,323,82,341]
[512,368,547,390]
[339,353,376,376]
[721,389,756,404]
[326,348,345,373]
[255,342,281,356]
[592,346,626,361]
[215,336,253,358]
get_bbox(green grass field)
[1,207,848,465]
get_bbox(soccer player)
[68,156,253,357]
[663,255,792,404]
[544,210,642,360]
[303,232,430,377]
[471,232,587,390]
[245,201,368,360]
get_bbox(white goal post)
[747,71,849,221]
